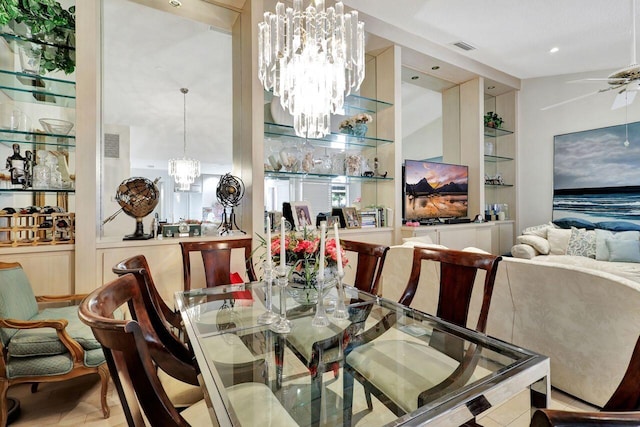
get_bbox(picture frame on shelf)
[342,207,360,229]
[326,215,340,228]
[292,201,314,231]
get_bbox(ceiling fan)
[542,0,640,111]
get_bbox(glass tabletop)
[175,283,549,427]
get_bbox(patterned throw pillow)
[566,227,596,258]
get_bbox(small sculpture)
[6,144,27,187]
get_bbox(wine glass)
[271,265,292,333]
[257,260,278,324]
[311,273,329,327]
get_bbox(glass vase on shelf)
[345,153,361,176]
[279,143,302,172]
[353,123,368,140]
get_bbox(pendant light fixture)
[258,0,365,139]
[168,88,200,190]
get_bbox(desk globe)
[116,177,159,240]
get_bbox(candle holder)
[271,265,293,333]
[257,261,278,324]
[311,274,330,327]
[333,270,348,320]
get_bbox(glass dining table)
[175,282,549,427]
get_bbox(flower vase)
[287,265,337,306]
[353,123,368,140]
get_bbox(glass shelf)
[0,70,75,107]
[1,30,75,52]
[485,183,514,187]
[0,188,74,194]
[265,122,393,149]
[484,127,514,138]
[484,154,513,162]
[0,129,75,149]
[265,170,393,181]
[265,90,393,115]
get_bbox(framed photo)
[325,215,340,228]
[292,201,314,230]
[342,207,360,229]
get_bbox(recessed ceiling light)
[411,76,419,80]
[487,85,496,90]
[431,66,440,70]
[169,0,182,7]
[549,47,559,54]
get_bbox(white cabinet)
[401,222,494,252]
[491,220,514,256]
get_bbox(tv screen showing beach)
[403,160,469,220]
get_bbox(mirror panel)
[100,0,237,238]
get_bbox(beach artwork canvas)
[553,121,640,224]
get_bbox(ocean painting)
[554,121,640,223]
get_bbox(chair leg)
[311,372,322,427]
[364,385,373,411]
[1,380,9,427]
[98,364,111,418]
[30,383,38,393]
[274,334,285,390]
[343,368,355,427]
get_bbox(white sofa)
[380,242,640,408]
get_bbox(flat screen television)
[403,159,469,221]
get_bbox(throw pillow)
[595,229,640,261]
[522,222,556,239]
[566,227,596,258]
[553,217,597,230]
[402,235,435,245]
[516,235,550,254]
[547,228,572,255]
[606,239,640,263]
[511,244,539,259]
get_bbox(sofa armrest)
[36,294,89,303]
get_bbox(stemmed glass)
[271,265,293,333]
[311,273,329,327]
[333,270,348,320]
[257,260,278,324]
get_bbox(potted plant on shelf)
[484,111,503,129]
[1,0,76,75]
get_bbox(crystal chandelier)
[169,88,200,191]
[258,0,365,139]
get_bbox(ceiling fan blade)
[567,78,627,83]
[540,91,602,111]
[611,90,637,110]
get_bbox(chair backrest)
[340,240,389,295]
[179,237,257,291]
[604,334,640,411]
[79,273,192,427]
[112,255,182,332]
[112,255,198,386]
[399,247,501,333]
[0,261,38,345]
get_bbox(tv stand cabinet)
[400,222,495,253]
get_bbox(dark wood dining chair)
[531,334,640,426]
[343,246,502,424]
[179,237,257,291]
[341,240,389,295]
[78,273,211,426]
[112,254,182,335]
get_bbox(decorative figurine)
[6,144,27,187]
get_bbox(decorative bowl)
[39,118,74,135]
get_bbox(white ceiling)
[345,0,638,80]
[105,0,640,174]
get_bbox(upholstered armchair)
[0,262,110,426]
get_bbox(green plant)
[1,0,76,75]
[484,111,503,128]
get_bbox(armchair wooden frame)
[179,237,257,291]
[531,334,640,426]
[340,240,389,295]
[0,262,110,426]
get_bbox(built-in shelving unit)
[0,23,76,202]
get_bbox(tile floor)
[6,373,597,426]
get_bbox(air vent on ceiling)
[452,41,476,51]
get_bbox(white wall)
[519,69,640,231]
